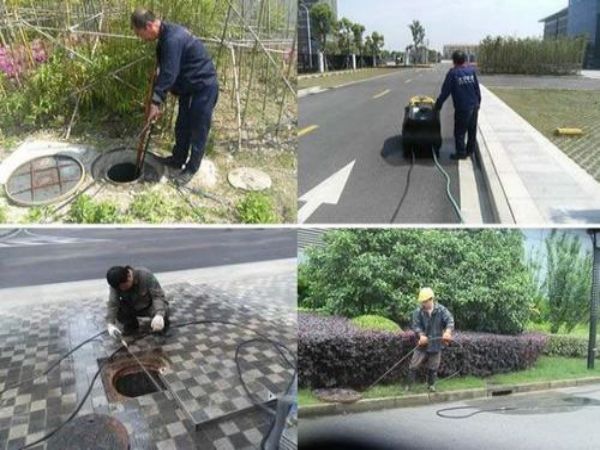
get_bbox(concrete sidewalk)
[477,84,600,224]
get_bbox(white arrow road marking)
[298,160,356,224]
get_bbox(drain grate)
[114,369,166,397]
[5,155,84,206]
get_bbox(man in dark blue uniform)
[131,8,219,185]
[434,50,481,160]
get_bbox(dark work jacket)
[411,303,455,353]
[106,267,168,324]
[435,64,481,112]
[153,22,217,105]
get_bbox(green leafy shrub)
[0,204,7,223]
[236,192,277,224]
[352,315,401,333]
[128,190,203,223]
[22,206,53,223]
[66,195,124,224]
[300,229,535,334]
[543,334,597,359]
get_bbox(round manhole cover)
[47,414,129,450]
[5,155,84,206]
[228,167,272,191]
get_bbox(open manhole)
[91,148,164,185]
[4,154,85,206]
[99,350,168,403]
[47,414,129,450]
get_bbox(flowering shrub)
[0,40,49,78]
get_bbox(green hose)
[432,148,464,223]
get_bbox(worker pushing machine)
[106,266,170,339]
[434,50,481,160]
[406,287,454,392]
[131,8,219,186]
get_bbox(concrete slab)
[477,84,600,224]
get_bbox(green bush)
[236,192,277,224]
[543,334,595,359]
[128,190,203,223]
[478,36,587,75]
[300,229,535,335]
[0,204,6,223]
[351,315,401,333]
[66,195,124,224]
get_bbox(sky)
[337,0,568,51]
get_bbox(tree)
[351,23,366,57]
[300,229,536,335]
[310,2,335,54]
[365,32,385,63]
[409,20,426,63]
[543,231,592,333]
[336,17,354,57]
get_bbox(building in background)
[540,0,600,68]
[540,7,569,39]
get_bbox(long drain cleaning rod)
[115,332,165,394]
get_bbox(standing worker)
[434,50,481,160]
[405,287,454,392]
[131,8,219,185]
[106,266,170,338]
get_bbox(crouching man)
[406,287,454,392]
[106,265,170,338]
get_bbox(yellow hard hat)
[418,287,434,302]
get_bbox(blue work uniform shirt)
[435,64,481,112]
[411,303,455,353]
[153,22,217,105]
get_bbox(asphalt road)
[299,64,467,224]
[0,228,296,288]
[300,383,600,450]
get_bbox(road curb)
[299,376,600,418]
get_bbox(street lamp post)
[299,2,313,69]
[588,229,600,369]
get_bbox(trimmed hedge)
[299,313,548,389]
[351,315,402,333]
[543,334,597,359]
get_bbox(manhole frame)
[91,147,164,187]
[98,350,169,403]
[4,154,86,207]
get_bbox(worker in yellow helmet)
[405,287,454,392]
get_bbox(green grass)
[490,88,600,182]
[299,356,600,407]
[525,321,592,338]
[490,356,600,384]
[298,68,403,90]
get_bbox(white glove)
[107,324,121,338]
[151,314,164,332]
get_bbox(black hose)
[11,319,295,450]
[436,405,517,419]
[390,146,415,224]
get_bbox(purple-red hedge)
[299,313,548,389]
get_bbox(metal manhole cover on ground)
[5,155,84,206]
[313,388,363,404]
[46,414,129,450]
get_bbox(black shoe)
[175,169,195,186]
[157,155,184,169]
[450,153,468,160]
